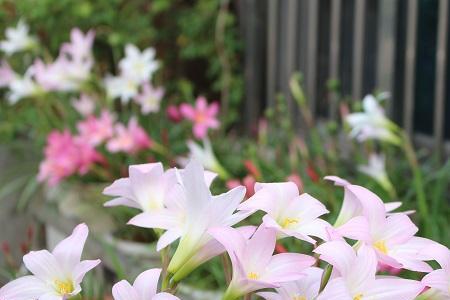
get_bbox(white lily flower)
[119,44,159,83]
[346,94,400,144]
[0,224,101,300]
[7,67,41,104]
[0,20,37,55]
[104,74,139,103]
[358,153,395,196]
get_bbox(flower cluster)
[38,111,151,185]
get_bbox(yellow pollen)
[281,217,299,229]
[195,113,206,123]
[292,295,307,300]
[374,240,388,254]
[54,279,74,295]
[247,272,259,280]
[353,294,363,300]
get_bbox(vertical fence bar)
[403,0,418,135]
[329,0,342,120]
[433,0,448,158]
[376,0,398,117]
[286,0,298,112]
[306,0,319,114]
[352,0,366,101]
[266,0,278,107]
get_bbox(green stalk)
[401,131,430,235]
[319,264,333,293]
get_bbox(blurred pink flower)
[38,130,102,185]
[77,110,115,146]
[226,175,255,199]
[71,94,95,116]
[166,105,182,122]
[180,96,220,139]
[287,173,303,192]
[107,117,152,154]
[0,60,15,87]
[134,83,164,114]
[61,28,95,64]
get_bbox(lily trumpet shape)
[112,268,179,300]
[209,225,316,300]
[325,176,435,272]
[257,267,323,300]
[315,241,423,300]
[0,223,100,300]
[421,243,450,298]
[239,182,330,244]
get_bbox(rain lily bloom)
[61,28,95,64]
[357,153,395,196]
[126,160,251,280]
[0,60,15,88]
[178,138,230,179]
[134,82,165,114]
[119,44,159,83]
[77,110,115,146]
[0,20,37,55]
[7,67,41,104]
[166,105,182,122]
[0,223,100,300]
[325,176,435,272]
[346,94,400,145]
[421,243,450,298]
[239,182,330,244]
[71,94,96,116]
[112,268,179,300]
[107,117,152,154]
[104,74,139,103]
[209,225,316,300]
[315,241,423,300]
[257,267,323,300]
[180,96,220,139]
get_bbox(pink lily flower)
[71,94,96,116]
[209,225,316,300]
[112,268,179,300]
[0,60,15,88]
[0,223,100,300]
[180,96,220,139]
[239,182,330,244]
[325,176,435,272]
[106,117,152,154]
[77,110,115,146]
[257,267,323,300]
[61,28,95,64]
[315,241,423,300]
[134,82,165,114]
[421,243,450,297]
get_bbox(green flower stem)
[69,295,82,300]
[319,264,333,293]
[401,131,430,235]
[222,287,240,300]
[221,254,232,284]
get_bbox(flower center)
[374,240,388,254]
[195,113,206,123]
[247,272,259,280]
[281,217,299,229]
[353,294,363,300]
[54,279,74,295]
[292,295,307,300]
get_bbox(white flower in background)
[0,20,37,55]
[358,153,395,195]
[134,82,164,114]
[7,67,41,104]
[119,44,158,83]
[0,224,100,300]
[346,94,400,145]
[178,138,230,179]
[71,94,96,116]
[104,75,139,103]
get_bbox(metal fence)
[239,0,450,156]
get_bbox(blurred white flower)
[71,94,96,116]
[104,75,139,103]
[119,44,158,83]
[0,60,15,88]
[0,20,37,55]
[358,153,395,196]
[7,68,41,104]
[134,82,164,114]
[346,94,400,144]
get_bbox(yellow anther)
[374,240,388,254]
[353,293,364,300]
[281,217,299,229]
[292,295,307,300]
[247,272,259,280]
[54,279,74,295]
